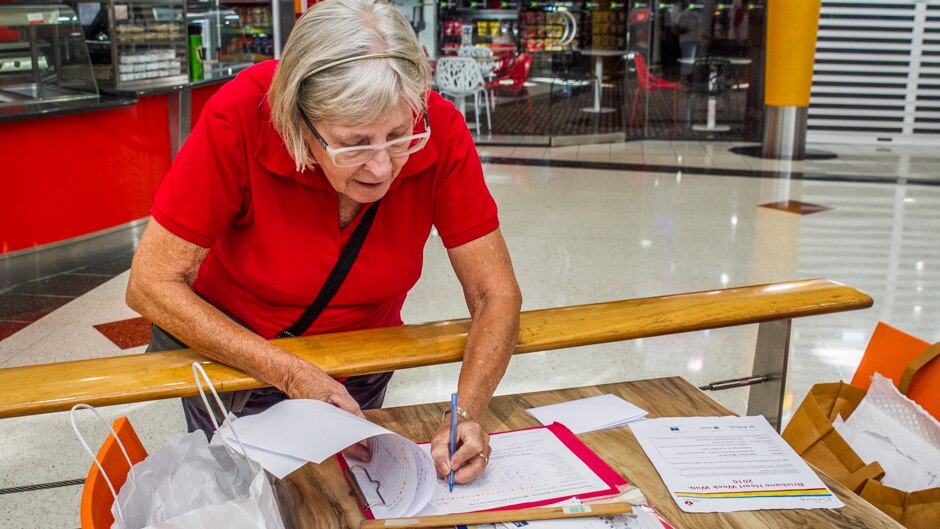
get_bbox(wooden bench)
[0,278,872,428]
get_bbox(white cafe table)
[678,56,752,132]
[578,49,627,113]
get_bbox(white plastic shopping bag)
[72,363,286,529]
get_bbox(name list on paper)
[629,416,844,513]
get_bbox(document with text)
[629,416,844,513]
[342,424,627,519]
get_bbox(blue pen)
[449,392,457,493]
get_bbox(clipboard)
[345,465,387,511]
[338,422,629,520]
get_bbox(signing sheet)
[416,427,613,516]
[630,416,844,513]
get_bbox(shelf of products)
[73,0,189,90]
[226,3,274,61]
[186,6,253,80]
[520,9,578,52]
[587,8,626,50]
[436,1,627,56]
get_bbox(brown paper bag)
[858,480,940,529]
[782,341,940,529]
[782,382,885,493]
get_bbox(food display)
[117,50,183,82]
[114,22,184,44]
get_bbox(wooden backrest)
[0,279,872,419]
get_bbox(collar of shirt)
[254,97,439,192]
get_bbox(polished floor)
[1,139,939,528]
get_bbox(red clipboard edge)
[481,422,629,512]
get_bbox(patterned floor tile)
[93,317,152,350]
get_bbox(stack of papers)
[526,394,648,434]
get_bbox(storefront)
[426,1,767,143]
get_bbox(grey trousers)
[147,324,393,439]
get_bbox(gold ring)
[478,452,488,464]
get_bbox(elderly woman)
[126,0,521,485]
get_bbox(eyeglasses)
[298,107,431,167]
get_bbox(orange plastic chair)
[80,417,148,529]
[851,322,940,420]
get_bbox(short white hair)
[268,0,432,170]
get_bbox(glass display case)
[74,0,189,90]
[0,3,99,108]
[186,4,252,80]
[223,1,274,62]
[206,0,292,62]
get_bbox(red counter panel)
[191,82,225,130]
[1,78,231,255]
[0,95,170,253]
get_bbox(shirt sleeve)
[151,95,249,248]
[432,107,500,249]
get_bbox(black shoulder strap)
[277,199,382,339]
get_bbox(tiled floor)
[1,140,938,528]
[0,254,134,340]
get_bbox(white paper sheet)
[215,399,394,479]
[630,416,844,513]
[833,415,938,491]
[220,438,309,479]
[526,394,648,434]
[837,372,940,492]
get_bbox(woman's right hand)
[282,359,371,461]
[283,359,364,416]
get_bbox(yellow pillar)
[762,0,822,159]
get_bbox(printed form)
[630,416,844,513]
[346,427,614,518]
[416,428,611,516]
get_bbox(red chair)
[629,52,681,128]
[485,53,535,130]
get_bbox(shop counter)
[0,73,237,288]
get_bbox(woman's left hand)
[430,418,491,484]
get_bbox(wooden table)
[275,377,901,529]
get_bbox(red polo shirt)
[151,60,498,339]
